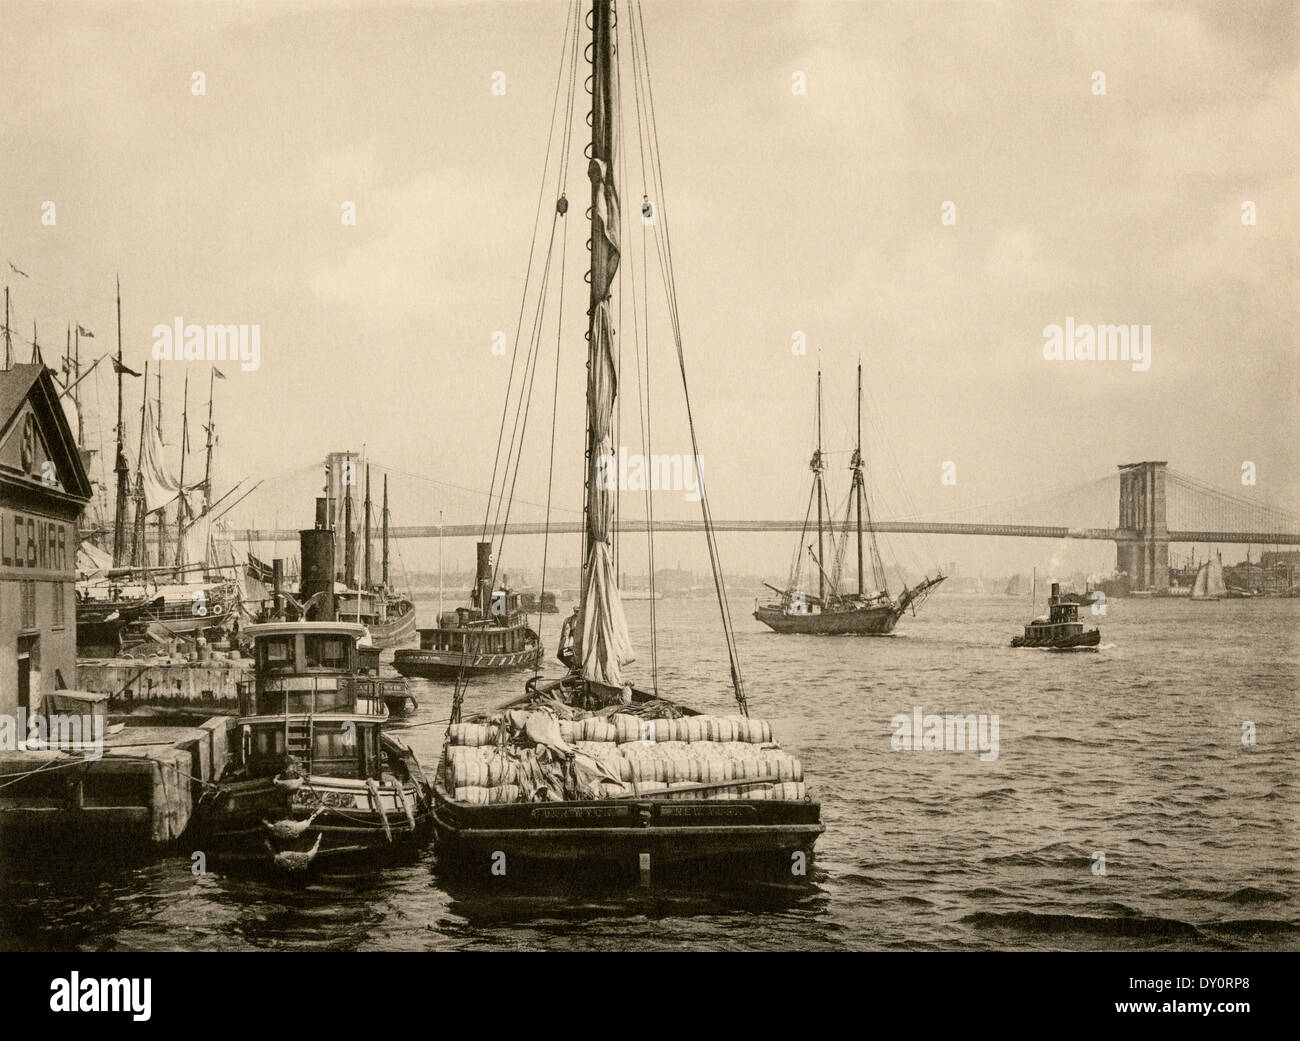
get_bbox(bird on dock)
[261,805,326,841]
[265,834,322,872]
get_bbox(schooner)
[755,363,945,635]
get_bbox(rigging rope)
[482,0,580,543]
[630,0,747,713]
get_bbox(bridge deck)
[231,521,1300,544]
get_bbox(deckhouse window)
[262,636,295,672]
[305,635,348,670]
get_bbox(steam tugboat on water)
[1011,582,1101,650]
[194,516,431,869]
[195,620,431,869]
[193,514,431,862]
[392,542,541,680]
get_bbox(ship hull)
[392,646,542,679]
[753,603,900,635]
[1010,629,1101,650]
[195,771,432,868]
[430,781,822,883]
[363,603,418,648]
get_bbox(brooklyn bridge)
[234,461,1300,593]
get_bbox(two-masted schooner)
[430,0,822,884]
[755,364,944,635]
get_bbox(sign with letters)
[0,508,72,580]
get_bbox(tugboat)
[430,0,822,885]
[1011,582,1101,649]
[194,620,432,869]
[392,542,541,680]
[194,519,431,870]
[754,364,944,635]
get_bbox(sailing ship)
[754,365,945,635]
[1011,581,1101,649]
[392,541,541,679]
[74,289,249,654]
[1191,551,1227,601]
[429,1,822,884]
[193,620,432,869]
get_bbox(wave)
[961,910,1201,939]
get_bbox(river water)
[2,594,1296,951]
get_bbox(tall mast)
[73,324,82,445]
[173,369,189,568]
[130,362,150,566]
[3,285,10,368]
[112,275,130,566]
[814,367,825,605]
[343,463,355,588]
[575,0,629,686]
[382,474,390,589]
[363,464,372,588]
[154,365,166,566]
[854,361,864,596]
[202,367,215,513]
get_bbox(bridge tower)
[1116,461,1169,591]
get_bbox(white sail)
[138,395,182,512]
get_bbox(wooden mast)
[130,362,150,566]
[363,464,372,588]
[382,474,390,589]
[112,275,130,566]
[343,461,355,589]
[202,367,215,513]
[73,324,82,445]
[154,366,165,565]
[854,361,864,596]
[173,369,189,568]
[3,286,10,368]
[814,367,825,605]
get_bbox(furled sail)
[577,0,633,687]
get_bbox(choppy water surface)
[2,595,1296,951]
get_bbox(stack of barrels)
[447,711,806,804]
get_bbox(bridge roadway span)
[232,521,1300,544]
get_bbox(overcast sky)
[1,0,1295,582]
